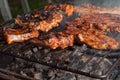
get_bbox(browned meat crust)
[3,27,39,44]
[3,4,120,50]
[30,17,119,50]
[44,4,74,16]
[30,32,74,49]
[15,4,74,26]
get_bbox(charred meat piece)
[3,11,63,44]
[15,10,50,26]
[3,27,39,44]
[15,4,74,26]
[3,3,120,50]
[30,26,119,50]
[79,13,120,32]
[44,4,74,16]
[15,12,63,32]
[65,18,119,50]
[77,28,119,50]
[30,22,119,50]
[30,32,74,49]
[66,13,120,32]
[36,12,63,32]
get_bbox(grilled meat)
[3,12,63,44]
[36,12,63,32]
[81,13,120,32]
[15,4,74,26]
[77,27,119,50]
[66,13,120,32]
[3,3,120,50]
[30,25,119,50]
[30,32,74,49]
[44,4,74,16]
[66,18,119,49]
[15,11,63,32]
[3,27,39,44]
[4,13,120,49]
[30,17,119,50]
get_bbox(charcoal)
[0,38,119,80]
[34,72,43,80]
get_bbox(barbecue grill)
[0,18,120,80]
[1,1,120,79]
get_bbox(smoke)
[101,0,120,7]
[72,0,120,7]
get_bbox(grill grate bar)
[103,58,120,78]
[0,72,17,80]
[0,68,35,80]
[97,51,112,64]
[68,51,85,67]
[0,52,108,79]
[1,45,119,79]
[78,51,99,70]
[56,51,73,66]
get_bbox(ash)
[0,56,110,80]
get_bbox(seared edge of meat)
[3,27,39,44]
[30,32,74,49]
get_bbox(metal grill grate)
[0,40,120,79]
[0,68,35,80]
